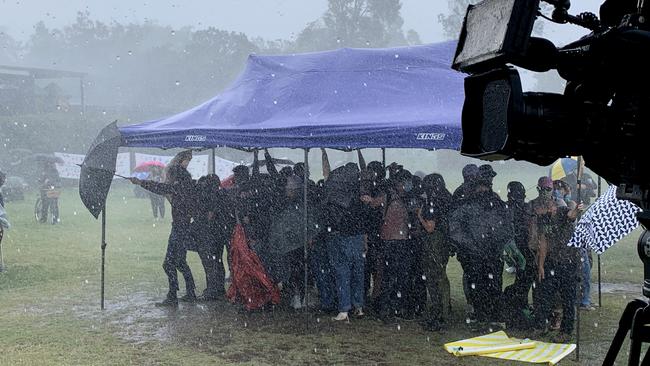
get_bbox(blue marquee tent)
[119,41,464,150]
[80,41,466,309]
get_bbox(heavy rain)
[0,0,648,365]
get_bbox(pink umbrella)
[133,160,166,172]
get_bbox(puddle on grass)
[61,287,421,364]
[599,282,644,295]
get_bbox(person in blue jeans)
[579,248,596,310]
[327,233,366,321]
[321,162,368,322]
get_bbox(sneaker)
[198,293,223,302]
[179,293,197,303]
[552,332,572,344]
[155,296,178,307]
[332,312,350,322]
[290,294,303,309]
[353,308,365,317]
[579,304,596,311]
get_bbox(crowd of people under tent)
[125,147,598,343]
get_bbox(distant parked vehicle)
[1,176,28,202]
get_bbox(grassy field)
[0,180,645,365]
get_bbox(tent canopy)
[120,41,464,150]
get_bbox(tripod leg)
[629,324,642,366]
[603,299,648,366]
[641,347,650,366]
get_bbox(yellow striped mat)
[444,331,576,365]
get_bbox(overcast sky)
[0,0,605,45]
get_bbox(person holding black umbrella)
[129,150,197,306]
[449,165,513,330]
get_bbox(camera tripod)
[603,213,650,366]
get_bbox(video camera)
[452,0,650,210]
[453,2,650,362]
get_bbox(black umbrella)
[79,122,122,219]
[78,121,122,311]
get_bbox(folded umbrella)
[79,122,123,218]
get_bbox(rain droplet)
[550,270,555,276]
[394,54,400,58]
[115,55,121,61]
[273,100,278,105]
[421,275,427,280]
[594,322,599,328]
[488,273,494,280]
[397,324,401,331]
[175,80,180,86]
[171,30,176,36]
[127,50,132,56]
[471,283,476,289]
[397,291,402,298]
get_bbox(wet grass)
[0,183,646,365]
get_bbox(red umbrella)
[133,160,166,172]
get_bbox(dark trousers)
[164,225,195,295]
[311,241,336,311]
[196,232,225,297]
[421,232,451,323]
[286,247,306,299]
[464,257,503,323]
[149,194,165,219]
[364,233,383,302]
[535,260,579,334]
[379,239,417,318]
[40,195,59,223]
[503,249,536,326]
[407,239,427,315]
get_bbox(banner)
[214,156,238,179]
[55,152,131,180]
[54,152,85,179]
[116,153,131,178]
[54,152,237,180]
[187,154,209,178]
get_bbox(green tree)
[0,28,21,64]
[295,0,417,52]
[438,0,546,40]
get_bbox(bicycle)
[35,187,61,224]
